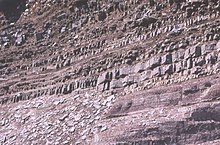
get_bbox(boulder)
[139,17,157,27]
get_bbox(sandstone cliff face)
[0,0,220,144]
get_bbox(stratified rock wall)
[0,0,220,144]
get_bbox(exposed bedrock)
[1,0,220,144]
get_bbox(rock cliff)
[1,0,220,144]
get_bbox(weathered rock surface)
[0,0,220,144]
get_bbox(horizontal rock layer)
[0,0,220,144]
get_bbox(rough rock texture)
[0,0,220,144]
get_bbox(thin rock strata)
[0,0,220,145]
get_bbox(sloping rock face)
[1,0,220,144]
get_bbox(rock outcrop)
[1,0,220,144]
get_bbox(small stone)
[81,135,86,140]
[63,141,69,144]
[74,94,80,99]
[59,114,69,121]
[69,127,75,133]
[3,136,6,143]
[74,114,81,121]
[106,102,112,108]
[75,141,81,145]
[107,95,115,102]
[89,119,94,123]
[102,100,108,106]
[60,27,66,33]
[53,101,60,105]
[15,35,24,46]
[94,109,100,116]
[94,116,100,120]
[100,125,108,132]
[93,104,101,109]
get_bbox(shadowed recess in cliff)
[0,0,27,22]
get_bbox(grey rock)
[173,50,185,62]
[148,56,161,69]
[163,64,173,75]
[119,66,132,78]
[174,61,184,73]
[206,52,217,64]
[73,0,88,7]
[139,70,151,81]
[195,56,206,66]
[100,125,108,132]
[216,41,220,50]
[110,79,123,89]
[201,43,215,55]
[15,34,25,46]
[74,114,81,121]
[151,66,162,77]
[169,25,182,36]
[134,62,146,73]
[69,127,75,133]
[106,95,115,102]
[97,72,112,85]
[184,48,191,59]
[35,33,43,41]
[191,66,202,74]
[60,27,66,33]
[59,113,69,121]
[184,58,193,69]
[122,75,138,87]
[138,16,157,27]
[191,46,202,57]
[161,53,172,65]
[98,11,107,21]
